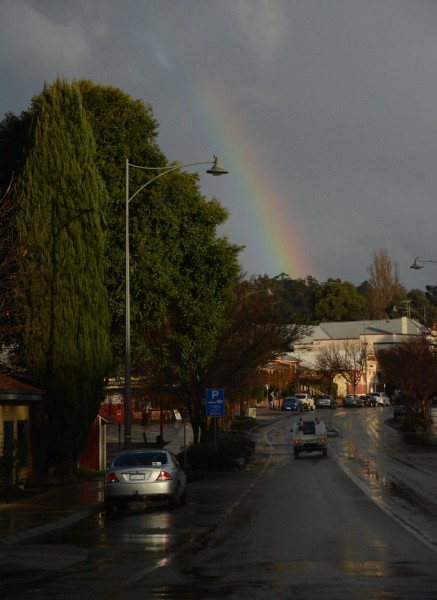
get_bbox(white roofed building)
[275,316,426,398]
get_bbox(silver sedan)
[104,448,187,512]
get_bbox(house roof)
[296,317,425,345]
[0,373,45,404]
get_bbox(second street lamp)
[410,257,437,270]
[124,155,229,449]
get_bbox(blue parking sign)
[206,389,225,417]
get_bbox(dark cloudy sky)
[2,0,437,291]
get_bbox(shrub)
[231,416,258,432]
[178,433,255,470]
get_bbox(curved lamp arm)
[127,155,228,204]
[410,257,437,270]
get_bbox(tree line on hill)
[253,250,437,327]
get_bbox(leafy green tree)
[356,279,372,317]
[77,81,245,440]
[76,80,166,370]
[15,78,112,477]
[0,114,29,188]
[0,111,34,349]
[0,185,20,344]
[314,279,367,322]
[77,82,239,433]
[134,172,242,443]
[258,273,320,323]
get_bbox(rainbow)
[192,78,314,280]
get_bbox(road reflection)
[363,460,394,489]
[330,408,437,550]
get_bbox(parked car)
[343,394,365,407]
[294,393,315,411]
[371,392,391,406]
[282,396,300,411]
[104,448,187,512]
[393,403,408,417]
[316,395,336,409]
[363,394,378,407]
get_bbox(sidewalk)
[0,406,286,546]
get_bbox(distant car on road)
[282,396,300,411]
[343,394,365,407]
[363,394,378,407]
[371,392,391,406]
[294,393,315,411]
[316,395,336,409]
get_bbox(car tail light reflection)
[106,472,119,483]
[321,437,326,443]
[157,470,173,481]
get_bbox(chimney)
[402,315,407,334]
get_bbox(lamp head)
[410,257,424,270]
[206,155,229,176]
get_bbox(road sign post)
[206,389,225,417]
[206,389,225,449]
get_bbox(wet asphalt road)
[3,408,437,599]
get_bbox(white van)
[294,393,315,411]
[371,392,390,406]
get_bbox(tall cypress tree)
[16,78,112,478]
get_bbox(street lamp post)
[124,155,229,449]
[410,257,437,270]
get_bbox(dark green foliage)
[314,279,367,321]
[231,416,260,432]
[178,433,255,470]
[76,81,242,446]
[0,111,32,194]
[15,78,112,476]
[76,81,165,370]
[1,79,242,457]
[138,172,241,443]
